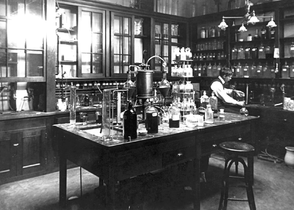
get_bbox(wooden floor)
[0,154,293,210]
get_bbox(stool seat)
[219,141,255,153]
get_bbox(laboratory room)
[0,0,294,209]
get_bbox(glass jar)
[185,81,193,93]
[290,42,294,58]
[168,104,180,128]
[145,103,158,134]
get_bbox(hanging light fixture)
[238,23,247,32]
[218,18,229,30]
[267,17,277,28]
[218,0,277,32]
[247,10,260,25]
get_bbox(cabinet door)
[111,13,133,76]
[20,128,46,175]
[79,8,106,78]
[0,131,19,180]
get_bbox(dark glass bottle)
[123,101,137,141]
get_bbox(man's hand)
[237,101,245,106]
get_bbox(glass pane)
[93,13,102,33]
[26,0,44,49]
[59,44,76,61]
[27,51,43,77]
[93,54,102,74]
[155,41,161,55]
[7,19,25,48]
[114,16,122,34]
[123,17,130,35]
[81,53,91,74]
[27,0,43,17]
[92,34,102,53]
[123,55,130,66]
[62,65,76,78]
[113,66,120,74]
[0,50,7,77]
[0,21,6,48]
[134,38,143,63]
[60,7,76,29]
[123,37,130,54]
[0,0,5,16]
[81,11,91,52]
[114,55,120,64]
[155,24,161,39]
[114,36,122,54]
[163,23,169,38]
[8,0,24,17]
[8,50,25,77]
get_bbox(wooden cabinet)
[279,4,294,79]
[0,117,49,184]
[247,106,294,158]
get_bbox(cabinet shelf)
[56,27,77,34]
[59,40,78,45]
[231,40,275,45]
[197,36,226,40]
[59,61,77,65]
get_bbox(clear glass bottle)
[207,63,212,77]
[251,62,257,78]
[209,92,218,112]
[168,104,180,128]
[237,45,245,59]
[282,61,290,79]
[290,42,294,58]
[231,45,238,60]
[200,90,210,108]
[290,62,294,78]
[200,27,206,39]
[256,62,263,78]
[243,63,249,78]
[205,104,214,124]
[261,26,267,40]
[258,43,266,59]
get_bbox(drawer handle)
[13,143,19,147]
[284,119,287,122]
[177,152,183,157]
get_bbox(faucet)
[145,55,167,71]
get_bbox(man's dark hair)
[219,67,233,77]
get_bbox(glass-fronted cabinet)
[0,0,45,81]
[280,5,294,79]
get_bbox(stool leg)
[218,159,230,210]
[245,166,256,210]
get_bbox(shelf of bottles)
[280,6,294,79]
[193,24,227,77]
[227,12,279,78]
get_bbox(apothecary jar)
[284,146,294,168]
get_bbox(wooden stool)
[218,141,256,210]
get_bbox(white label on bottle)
[172,114,180,121]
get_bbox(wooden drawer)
[115,136,195,180]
